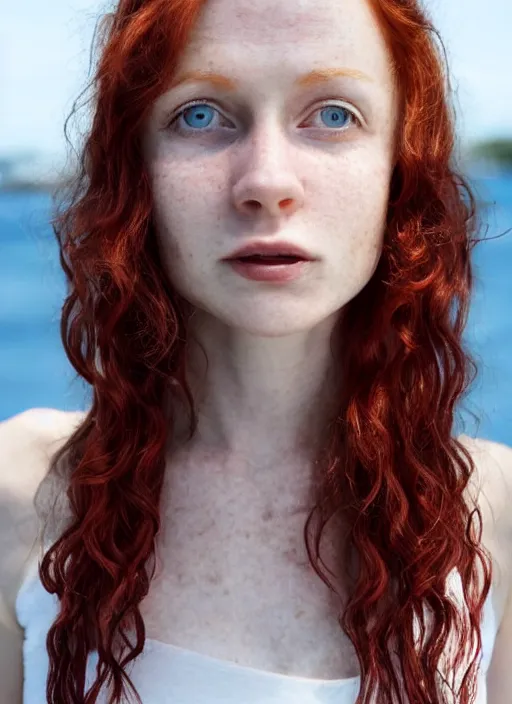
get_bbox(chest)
[138,441,510,681]
[139,490,361,679]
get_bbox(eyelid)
[165,96,364,129]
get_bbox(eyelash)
[166,99,362,135]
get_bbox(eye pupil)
[183,104,215,128]
[321,107,348,128]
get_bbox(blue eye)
[168,101,361,134]
[319,106,355,129]
[179,104,217,130]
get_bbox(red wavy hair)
[34,0,499,702]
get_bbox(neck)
[165,307,343,467]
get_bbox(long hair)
[35,0,498,702]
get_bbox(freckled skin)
[139,0,399,678]
[141,0,399,470]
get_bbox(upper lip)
[223,241,317,261]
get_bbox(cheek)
[150,161,224,238]
[151,168,195,221]
[150,171,200,261]
[148,166,223,298]
[312,160,390,301]
[312,156,390,254]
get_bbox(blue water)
[1,177,511,445]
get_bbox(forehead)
[181,0,392,83]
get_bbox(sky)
[1,0,511,168]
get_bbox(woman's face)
[142,0,399,337]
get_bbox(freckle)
[282,547,297,561]
[262,508,273,521]
[206,572,221,585]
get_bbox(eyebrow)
[168,67,374,92]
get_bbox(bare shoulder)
[457,433,512,628]
[0,408,86,703]
[0,408,87,620]
[457,433,512,528]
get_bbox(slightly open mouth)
[235,255,303,264]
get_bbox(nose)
[233,181,304,218]
[231,136,305,218]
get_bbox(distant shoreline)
[0,181,66,193]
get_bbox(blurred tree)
[468,138,512,167]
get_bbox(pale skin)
[139,1,399,673]
[141,0,399,506]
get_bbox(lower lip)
[225,259,313,282]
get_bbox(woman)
[3,0,512,702]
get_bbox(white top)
[15,556,498,703]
